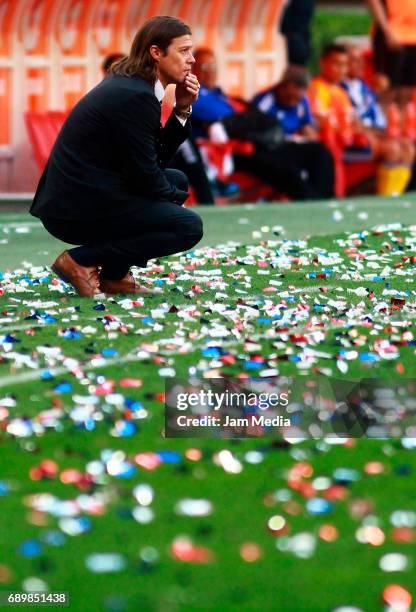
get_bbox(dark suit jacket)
[30,74,191,219]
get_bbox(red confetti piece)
[171,538,214,563]
[119,378,142,388]
[134,453,161,470]
[382,584,411,608]
[396,363,405,374]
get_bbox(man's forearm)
[366,0,390,33]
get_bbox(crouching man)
[30,16,203,297]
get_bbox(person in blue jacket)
[192,50,335,200]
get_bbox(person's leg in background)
[169,137,215,204]
[233,146,325,201]
[398,45,416,107]
[275,141,335,199]
[372,27,415,107]
[369,134,415,196]
[281,0,315,66]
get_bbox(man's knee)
[188,213,203,241]
[165,168,189,192]
[183,212,203,248]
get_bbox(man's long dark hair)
[110,16,191,84]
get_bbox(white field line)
[0,221,41,228]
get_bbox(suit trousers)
[41,169,203,279]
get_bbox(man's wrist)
[174,104,192,119]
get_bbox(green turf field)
[0,196,416,612]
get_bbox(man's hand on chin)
[175,73,200,116]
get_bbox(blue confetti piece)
[102,348,118,357]
[19,540,42,557]
[157,451,181,464]
[3,334,19,343]
[41,371,54,380]
[42,531,66,547]
[0,481,9,496]
[63,330,81,339]
[333,468,360,483]
[113,462,136,478]
[42,315,57,324]
[359,352,379,362]
[76,517,92,533]
[115,421,136,437]
[125,399,144,412]
[53,381,72,393]
[93,304,106,311]
[306,498,333,515]
[245,361,262,369]
[85,418,95,431]
[142,317,153,324]
[202,347,222,357]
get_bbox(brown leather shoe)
[99,272,158,295]
[51,251,100,298]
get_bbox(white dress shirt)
[154,79,189,126]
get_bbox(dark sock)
[68,246,97,267]
[100,260,147,280]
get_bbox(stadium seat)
[24,111,58,172]
[47,111,68,136]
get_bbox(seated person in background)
[102,53,126,75]
[308,43,414,196]
[341,44,415,195]
[341,45,387,130]
[169,136,218,204]
[253,65,316,139]
[251,65,334,199]
[192,48,334,201]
